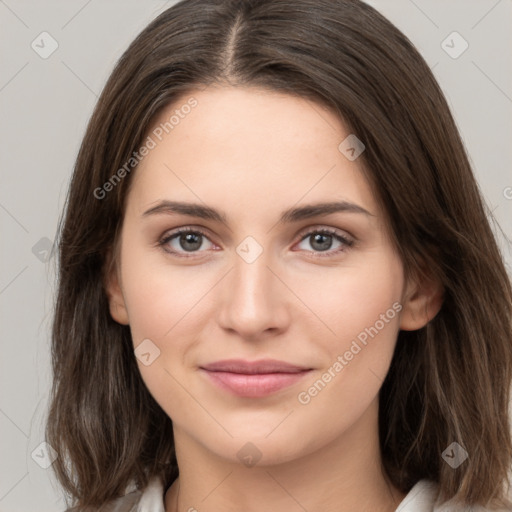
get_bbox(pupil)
[181,233,202,251]
[312,233,331,251]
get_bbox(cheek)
[292,249,404,407]
[294,281,402,438]
[119,248,205,419]
[291,251,404,349]
[331,260,402,394]
[120,242,209,343]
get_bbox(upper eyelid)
[296,225,354,240]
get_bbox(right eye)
[159,227,217,258]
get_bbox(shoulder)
[64,476,166,512]
[396,479,510,512]
[396,479,439,512]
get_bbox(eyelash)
[158,226,355,259]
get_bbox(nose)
[216,246,291,341]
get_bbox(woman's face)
[107,85,414,466]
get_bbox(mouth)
[199,359,313,398]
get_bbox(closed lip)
[200,359,312,374]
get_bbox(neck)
[165,397,406,512]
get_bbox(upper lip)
[200,359,311,374]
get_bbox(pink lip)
[200,359,312,398]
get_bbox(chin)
[198,426,320,469]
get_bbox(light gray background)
[1,1,511,511]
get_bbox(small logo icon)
[338,134,365,161]
[236,236,263,264]
[442,441,468,468]
[236,442,262,468]
[441,31,468,59]
[31,31,59,59]
[31,441,58,469]
[134,339,161,366]
[31,237,53,262]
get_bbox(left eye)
[159,228,354,258]
[295,229,354,256]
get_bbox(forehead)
[127,85,380,222]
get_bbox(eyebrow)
[142,200,374,223]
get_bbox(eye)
[158,226,355,259]
[159,228,215,258]
[294,228,354,257]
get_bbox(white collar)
[137,476,495,511]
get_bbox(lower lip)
[200,369,312,398]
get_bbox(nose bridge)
[217,238,287,337]
[234,247,272,299]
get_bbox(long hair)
[46,0,512,508]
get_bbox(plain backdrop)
[0,1,511,511]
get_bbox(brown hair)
[46,0,512,509]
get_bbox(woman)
[46,0,512,510]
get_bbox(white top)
[130,476,500,512]
[67,476,505,511]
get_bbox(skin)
[106,85,443,512]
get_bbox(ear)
[399,265,444,331]
[103,249,129,325]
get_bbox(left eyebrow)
[279,201,374,223]
[142,200,374,223]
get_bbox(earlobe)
[103,253,130,326]
[399,269,444,331]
